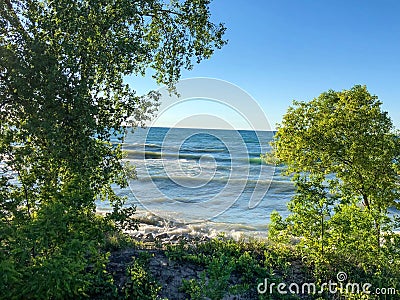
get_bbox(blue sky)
[127,0,400,130]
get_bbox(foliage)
[267,85,400,299]
[122,254,161,300]
[118,233,399,299]
[272,84,400,218]
[181,253,236,300]
[0,0,226,298]
[167,235,293,300]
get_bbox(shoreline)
[97,209,269,241]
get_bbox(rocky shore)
[125,212,267,243]
[107,214,263,299]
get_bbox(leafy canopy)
[273,85,400,212]
[268,86,400,287]
[0,0,226,298]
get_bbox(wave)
[126,149,270,166]
[125,150,229,161]
[124,143,265,157]
[248,157,264,165]
[145,143,162,149]
[123,143,161,151]
[125,144,227,154]
[133,175,277,185]
[180,148,227,153]
[96,208,270,239]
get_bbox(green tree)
[265,86,400,287]
[286,174,335,257]
[267,86,400,296]
[0,0,226,298]
[271,85,399,248]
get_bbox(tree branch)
[142,8,184,18]
[4,0,31,40]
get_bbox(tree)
[0,0,226,297]
[271,85,399,246]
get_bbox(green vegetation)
[122,232,398,299]
[122,252,161,300]
[0,0,225,298]
[172,85,400,299]
[1,0,399,299]
[167,234,296,299]
[265,85,400,299]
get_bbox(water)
[97,127,294,234]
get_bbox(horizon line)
[139,125,277,132]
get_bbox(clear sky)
[126,0,400,130]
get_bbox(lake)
[97,127,294,234]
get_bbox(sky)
[126,0,400,130]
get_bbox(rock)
[155,232,169,240]
[200,235,210,242]
[145,232,155,241]
[133,232,143,239]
